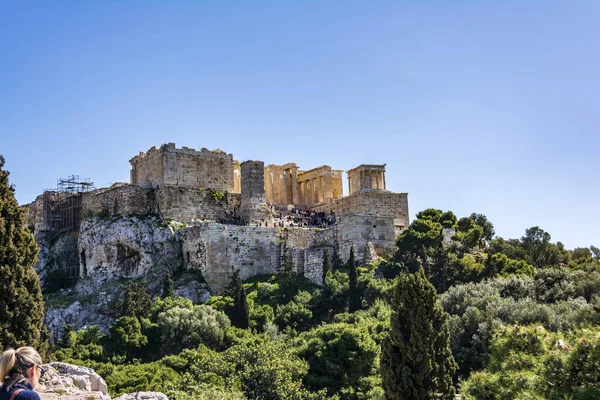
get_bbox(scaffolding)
[43,175,95,232]
[42,175,95,288]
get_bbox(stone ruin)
[26,143,410,295]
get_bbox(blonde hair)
[0,347,43,389]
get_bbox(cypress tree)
[225,269,250,329]
[0,156,46,350]
[347,246,361,312]
[381,267,457,400]
[332,246,344,271]
[162,272,174,299]
[322,249,331,281]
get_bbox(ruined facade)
[347,164,387,194]
[264,163,344,209]
[27,143,410,295]
[129,143,235,191]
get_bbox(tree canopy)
[0,155,46,352]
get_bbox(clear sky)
[1,1,598,249]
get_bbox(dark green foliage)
[395,218,443,264]
[224,269,250,329]
[278,242,298,302]
[469,213,495,245]
[120,281,153,318]
[156,304,230,354]
[332,246,344,271]
[322,249,331,280]
[0,155,46,352]
[453,217,484,249]
[572,247,592,261]
[591,245,600,260]
[484,253,535,278]
[461,326,600,400]
[162,273,174,299]
[107,316,148,360]
[521,226,566,268]
[439,211,457,228]
[295,322,380,399]
[274,291,313,332]
[381,268,456,399]
[55,325,105,362]
[310,270,349,322]
[348,246,361,312]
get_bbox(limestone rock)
[113,392,169,400]
[37,362,109,400]
[45,300,115,338]
[173,279,211,304]
[78,216,180,287]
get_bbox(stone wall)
[240,161,269,223]
[80,184,241,223]
[82,184,156,218]
[130,143,234,191]
[180,224,332,293]
[156,186,238,222]
[334,191,409,235]
[336,214,396,262]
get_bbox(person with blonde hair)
[0,347,44,400]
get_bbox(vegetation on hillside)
[3,155,600,399]
[0,155,47,354]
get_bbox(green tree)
[120,281,153,318]
[332,246,344,271]
[485,253,535,278]
[521,226,559,268]
[572,247,592,261]
[469,213,495,246]
[381,268,457,399]
[274,290,313,332]
[322,249,332,280]
[348,246,361,313]
[453,217,484,249]
[221,340,318,399]
[295,322,380,399]
[107,316,148,360]
[162,273,174,299]
[225,269,250,329]
[591,245,600,260]
[395,218,444,265]
[0,156,46,351]
[157,304,230,354]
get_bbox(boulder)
[37,362,109,400]
[113,392,169,400]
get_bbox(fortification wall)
[334,191,409,235]
[130,143,234,191]
[240,161,269,223]
[130,146,164,187]
[156,186,239,222]
[180,224,329,293]
[82,184,156,218]
[336,214,396,263]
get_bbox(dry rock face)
[78,216,180,283]
[36,362,167,400]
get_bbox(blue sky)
[1,1,598,249]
